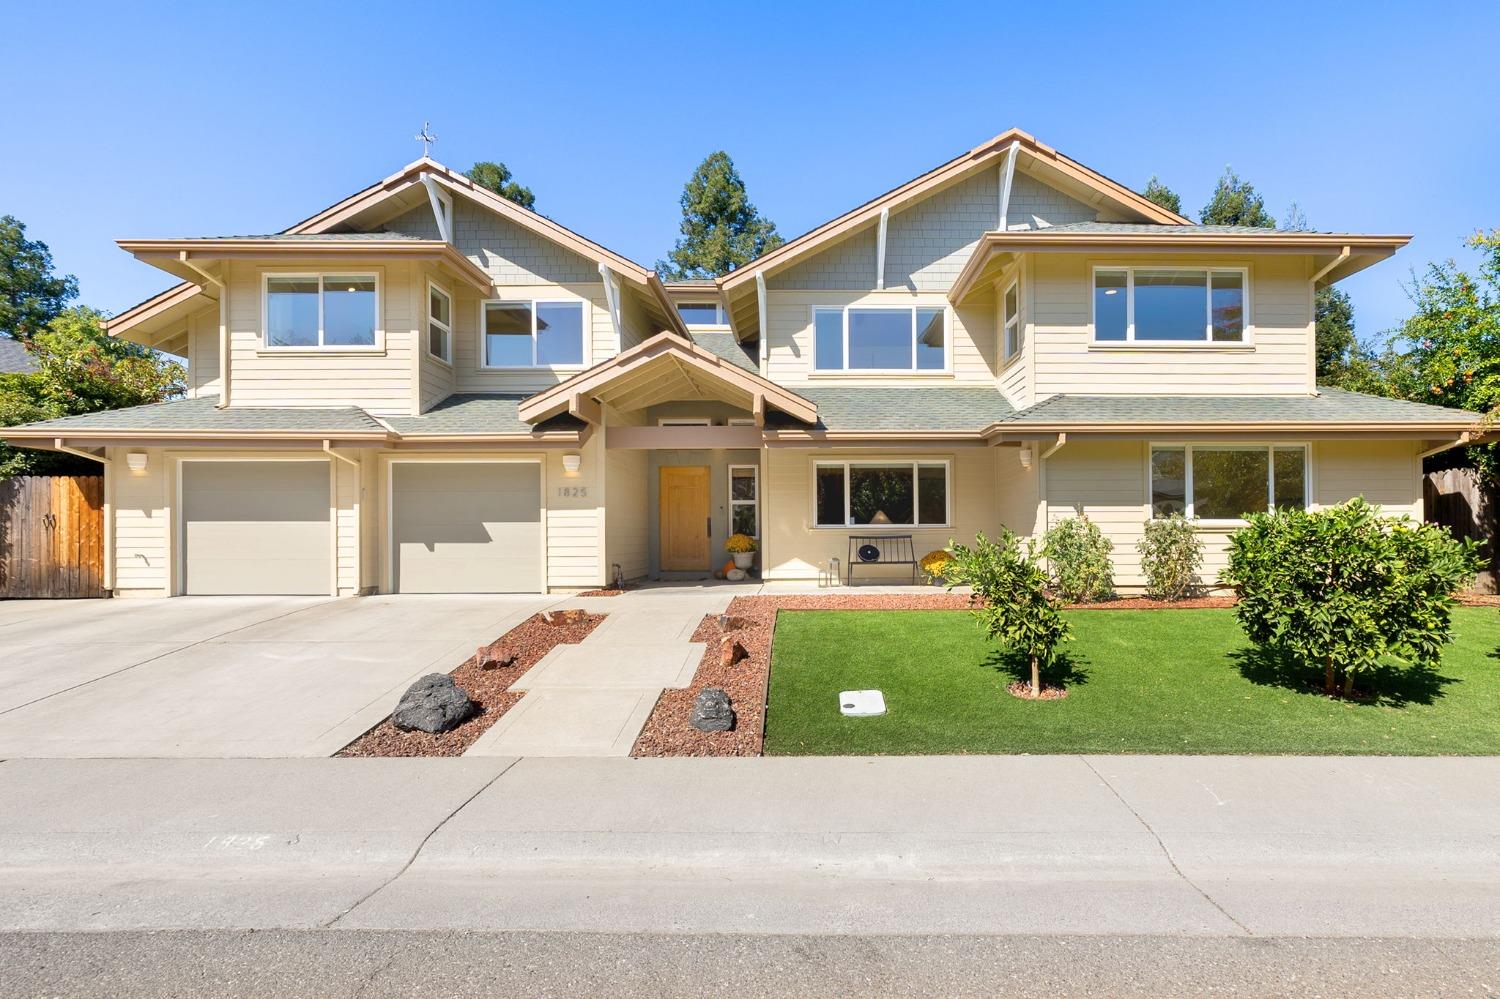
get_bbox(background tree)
[1199,167,1276,228]
[1,216,78,344]
[465,161,536,211]
[657,152,783,279]
[1280,202,1364,385]
[0,307,185,476]
[1141,175,1182,215]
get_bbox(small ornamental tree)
[944,531,1072,697]
[1221,499,1483,696]
[1043,515,1114,603]
[1137,515,1204,601]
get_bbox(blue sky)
[3,1,1496,343]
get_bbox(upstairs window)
[265,274,378,348]
[1094,267,1247,344]
[427,284,452,363]
[1150,444,1306,522]
[1002,280,1021,360]
[482,299,585,368]
[677,301,727,326]
[812,306,948,372]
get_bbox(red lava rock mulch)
[336,610,605,758]
[1457,592,1500,607]
[1007,681,1069,701]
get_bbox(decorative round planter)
[731,552,755,570]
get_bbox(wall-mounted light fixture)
[562,453,582,475]
[1017,447,1034,470]
[126,451,149,473]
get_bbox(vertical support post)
[755,272,769,376]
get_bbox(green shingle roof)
[4,395,384,433]
[0,337,38,374]
[384,394,583,436]
[689,331,758,372]
[767,387,1017,431]
[1002,389,1481,425]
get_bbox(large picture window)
[814,461,950,528]
[812,306,948,372]
[1094,267,1247,344]
[482,299,585,368]
[1150,444,1306,522]
[265,274,378,349]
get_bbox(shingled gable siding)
[1030,254,1314,396]
[388,201,615,395]
[221,259,418,417]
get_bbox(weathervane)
[415,121,437,157]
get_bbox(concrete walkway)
[467,590,733,757]
[2,755,1498,937]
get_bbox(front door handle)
[707,517,712,537]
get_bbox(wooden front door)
[0,475,105,599]
[659,466,711,571]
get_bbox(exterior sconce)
[562,453,582,475]
[126,451,149,473]
[1017,447,1034,470]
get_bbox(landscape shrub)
[1221,498,1484,696]
[944,530,1072,696]
[1136,514,1204,600]
[1043,515,1114,602]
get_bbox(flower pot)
[731,552,755,570]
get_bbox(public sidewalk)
[2,754,1498,937]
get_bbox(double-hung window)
[729,465,759,537]
[812,306,948,372]
[1150,444,1306,522]
[1002,280,1022,360]
[265,274,378,349]
[677,301,727,326]
[482,299,585,368]
[814,460,950,528]
[427,284,452,363]
[1094,267,1248,344]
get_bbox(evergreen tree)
[465,161,536,211]
[0,215,78,344]
[657,152,783,279]
[1141,175,1182,215]
[1199,167,1277,227]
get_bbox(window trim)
[657,417,712,427]
[809,303,954,375]
[478,297,589,371]
[1002,278,1022,361]
[1147,442,1310,527]
[1091,265,1252,347]
[677,301,729,328]
[261,271,383,352]
[812,458,953,530]
[426,280,453,365]
[728,463,760,539]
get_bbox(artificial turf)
[763,607,1500,756]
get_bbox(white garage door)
[182,461,331,595]
[392,462,543,593]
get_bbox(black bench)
[846,534,918,585]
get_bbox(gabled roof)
[0,395,388,438]
[718,128,1191,297]
[763,387,1016,433]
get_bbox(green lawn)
[763,608,1500,756]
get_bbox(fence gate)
[0,475,105,599]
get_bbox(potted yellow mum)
[725,533,758,570]
[919,549,953,585]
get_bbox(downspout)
[178,252,229,409]
[1307,247,1350,396]
[54,439,113,594]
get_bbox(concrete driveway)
[0,594,555,758]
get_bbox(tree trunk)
[1030,654,1040,697]
[1324,655,1337,695]
[1342,670,1356,698]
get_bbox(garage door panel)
[392,462,542,593]
[183,461,330,596]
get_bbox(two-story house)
[4,129,1481,597]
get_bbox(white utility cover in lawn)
[392,461,543,593]
[839,690,886,717]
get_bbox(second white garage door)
[391,461,543,593]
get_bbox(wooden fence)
[0,475,105,599]
[1424,465,1499,593]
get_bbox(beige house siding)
[603,407,650,583]
[760,447,1000,582]
[185,306,221,399]
[544,435,606,589]
[109,446,170,597]
[388,201,598,285]
[764,289,995,386]
[220,259,419,416]
[334,455,360,595]
[1030,254,1314,397]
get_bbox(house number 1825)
[555,486,589,498]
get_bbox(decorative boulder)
[690,687,735,732]
[392,674,477,734]
[476,645,518,671]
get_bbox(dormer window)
[1093,267,1248,344]
[677,302,727,326]
[264,273,378,349]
